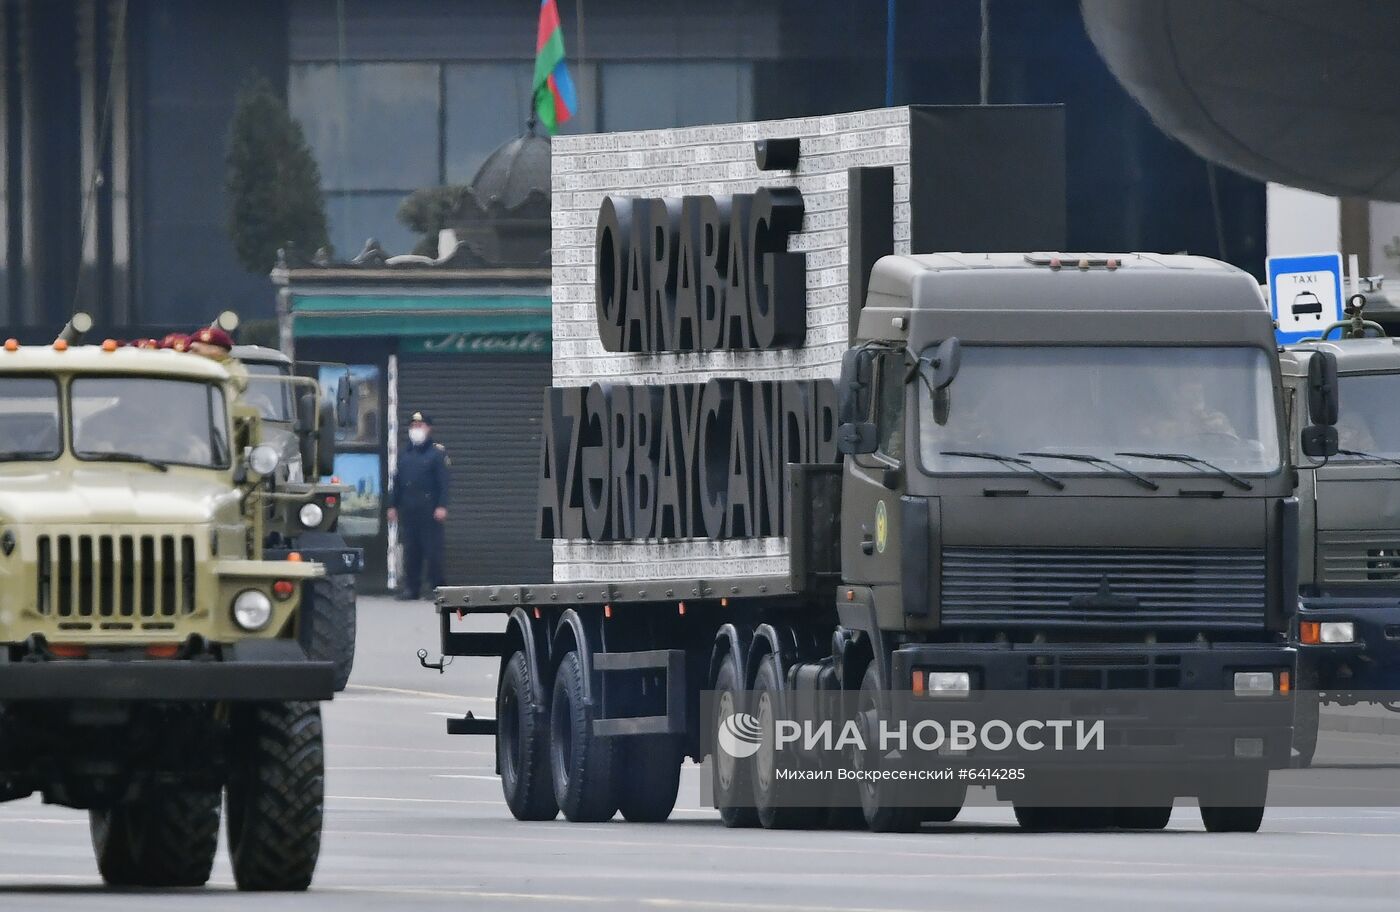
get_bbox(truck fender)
[551,608,602,709]
[502,607,550,712]
[708,624,753,691]
[747,623,799,692]
[837,586,892,689]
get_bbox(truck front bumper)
[0,641,334,702]
[1297,595,1400,691]
[887,641,1295,771]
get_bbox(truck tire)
[615,735,682,823]
[1199,771,1267,833]
[90,787,221,887]
[752,656,823,829]
[298,575,356,691]
[856,665,921,833]
[227,701,324,891]
[711,653,759,828]
[1114,805,1173,830]
[498,650,558,821]
[549,651,618,822]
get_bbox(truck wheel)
[1199,772,1267,833]
[227,701,324,891]
[90,787,221,887]
[615,735,682,823]
[856,665,921,833]
[498,650,558,821]
[1114,805,1173,830]
[752,656,822,829]
[711,653,759,828]
[298,575,357,691]
[549,651,618,822]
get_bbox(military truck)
[432,253,1330,833]
[234,344,361,690]
[0,319,332,890]
[1279,298,1400,764]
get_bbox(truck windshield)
[244,362,295,422]
[72,378,231,469]
[919,346,1280,476]
[0,377,61,460]
[1334,373,1400,460]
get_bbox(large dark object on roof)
[1082,0,1400,201]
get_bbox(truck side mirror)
[336,374,356,430]
[927,337,962,390]
[1307,351,1339,426]
[316,397,337,478]
[1301,425,1338,459]
[837,348,878,455]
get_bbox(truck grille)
[1318,533,1400,583]
[36,534,198,622]
[940,547,1267,628]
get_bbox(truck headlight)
[913,670,972,697]
[1233,671,1276,696]
[232,590,273,631]
[1320,621,1355,644]
[298,502,324,528]
[248,444,280,477]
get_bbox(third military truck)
[433,252,1333,833]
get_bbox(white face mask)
[408,427,428,445]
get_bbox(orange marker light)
[49,643,87,659]
[273,579,295,599]
[1279,670,1291,694]
[1299,621,1321,645]
[101,339,118,351]
[533,607,541,620]
[53,339,68,351]
[678,601,686,616]
[911,670,926,696]
[145,643,180,659]
[287,552,303,563]
[3,339,17,351]
[604,604,612,618]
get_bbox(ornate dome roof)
[470,127,551,212]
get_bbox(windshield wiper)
[0,449,57,461]
[1337,448,1400,469]
[939,450,1065,490]
[1114,451,1251,491]
[1020,451,1159,491]
[80,451,169,472]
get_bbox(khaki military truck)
[234,344,361,690]
[1279,298,1400,764]
[0,318,333,890]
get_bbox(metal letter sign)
[1267,252,1344,344]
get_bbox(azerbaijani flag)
[533,0,577,134]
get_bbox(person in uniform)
[388,411,450,601]
[187,326,248,393]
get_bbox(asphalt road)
[3,596,1400,910]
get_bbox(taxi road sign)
[1267,252,1344,344]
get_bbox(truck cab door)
[841,351,907,585]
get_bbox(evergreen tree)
[225,77,329,273]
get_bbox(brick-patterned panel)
[550,106,913,583]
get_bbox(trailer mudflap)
[446,711,497,736]
[593,649,687,737]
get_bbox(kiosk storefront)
[273,263,553,592]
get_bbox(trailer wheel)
[549,651,618,822]
[711,653,759,828]
[855,665,921,833]
[499,650,559,821]
[615,735,682,823]
[752,656,823,829]
[1199,772,1267,833]
[227,701,324,891]
[297,574,357,691]
[90,786,221,887]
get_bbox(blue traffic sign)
[1267,252,1344,344]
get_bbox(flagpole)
[885,0,896,107]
